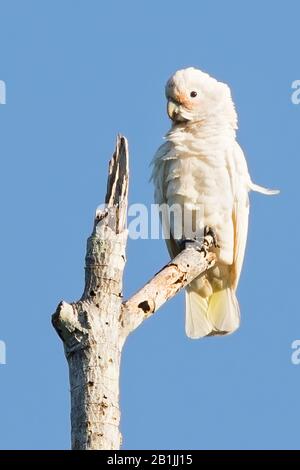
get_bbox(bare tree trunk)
[52,135,215,450]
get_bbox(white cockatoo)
[151,67,279,339]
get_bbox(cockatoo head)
[165,67,237,128]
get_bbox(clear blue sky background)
[0,0,298,450]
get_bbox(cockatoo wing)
[150,142,169,205]
[151,142,180,258]
[229,142,250,291]
[230,142,279,290]
[231,197,249,290]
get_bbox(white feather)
[185,287,212,338]
[249,182,280,195]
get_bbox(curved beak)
[167,100,179,121]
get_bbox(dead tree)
[52,135,216,450]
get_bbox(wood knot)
[138,301,151,313]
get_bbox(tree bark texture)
[52,135,215,450]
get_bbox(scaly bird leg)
[203,226,219,248]
[178,226,219,255]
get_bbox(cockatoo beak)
[167,100,179,120]
[167,99,189,122]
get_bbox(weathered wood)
[120,240,216,334]
[52,135,129,450]
[52,135,215,450]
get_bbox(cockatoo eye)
[190,91,197,98]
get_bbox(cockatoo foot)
[203,226,219,248]
[178,226,218,255]
[178,237,203,251]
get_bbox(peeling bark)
[52,135,215,450]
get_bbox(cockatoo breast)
[163,125,236,265]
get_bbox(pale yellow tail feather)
[185,288,212,339]
[185,287,240,339]
[207,288,240,334]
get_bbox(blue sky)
[0,0,299,450]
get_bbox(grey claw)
[178,237,206,253]
[204,226,219,248]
